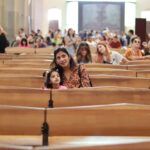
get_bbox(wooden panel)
[1,136,150,150]
[135,18,146,43]
[0,86,149,107]
[0,105,45,135]
[46,104,150,136]
[5,47,35,54]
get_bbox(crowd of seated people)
[1,25,150,62]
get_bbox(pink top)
[59,85,67,89]
[42,85,67,90]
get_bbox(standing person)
[51,47,92,88]
[0,26,9,53]
[64,28,77,56]
[76,42,92,64]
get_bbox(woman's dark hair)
[131,36,141,43]
[51,47,76,69]
[45,68,63,88]
[76,42,92,63]
[20,38,28,46]
[50,47,77,81]
[67,28,75,37]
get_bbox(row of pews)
[0,48,150,149]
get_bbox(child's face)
[50,71,60,85]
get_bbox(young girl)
[43,69,67,89]
[76,42,92,64]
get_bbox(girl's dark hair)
[45,68,63,88]
[20,38,28,46]
[76,42,92,63]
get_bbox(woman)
[51,47,92,88]
[124,36,143,60]
[0,26,9,53]
[64,28,77,56]
[76,42,92,64]
[93,42,127,64]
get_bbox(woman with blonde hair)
[93,42,127,64]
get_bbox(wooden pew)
[127,60,150,65]
[0,75,43,88]
[91,75,150,88]
[1,104,150,136]
[0,105,44,135]
[35,47,53,54]
[46,104,150,136]
[1,136,150,150]
[0,144,33,150]
[0,86,150,107]
[85,63,128,69]
[0,67,136,76]
[0,75,150,89]
[137,70,150,78]
[0,63,50,68]
[5,47,35,54]
[87,68,136,77]
[128,64,150,70]
[0,68,46,76]
[35,140,150,150]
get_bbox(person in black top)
[0,26,9,53]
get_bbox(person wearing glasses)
[124,36,144,60]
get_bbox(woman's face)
[56,51,70,68]
[132,38,141,49]
[97,44,106,54]
[80,47,88,57]
[50,71,60,85]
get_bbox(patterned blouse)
[63,64,91,88]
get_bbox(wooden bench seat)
[0,75,150,89]
[1,136,150,149]
[85,63,128,69]
[5,47,36,54]
[0,67,136,76]
[127,60,150,65]
[46,103,150,136]
[91,75,150,88]
[1,104,150,136]
[0,86,149,107]
[137,70,150,78]
[128,64,150,70]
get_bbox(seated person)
[76,42,92,64]
[93,42,128,64]
[43,68,67,89]
[124,36,144,60]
